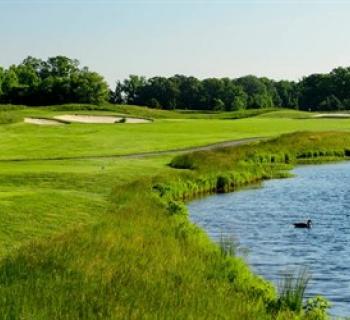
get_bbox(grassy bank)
[0,130,348,318]
[0,179,281,319]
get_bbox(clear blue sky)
[1,0,350,87]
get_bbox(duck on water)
[293,219,312,229]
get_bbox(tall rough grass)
[0,178,281,319]
[170,131,350,173]
[277,268,311,312]
[0,131,343,319]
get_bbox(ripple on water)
[188,162,350,317]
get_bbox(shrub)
[303,296,331,320]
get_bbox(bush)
[303,296,331,320]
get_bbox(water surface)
[188,162,350,317]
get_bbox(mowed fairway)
[1,108,350,160]
[0,106,350,254]
[0,155,174,256]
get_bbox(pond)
[188,162,350,317]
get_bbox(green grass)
[257,109,314,119]
[0,156,283,319]
[0,105,350,160]
[0,105,345,319]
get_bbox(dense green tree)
[221,79,247,111]
[15,64,40,87]
[319,95,344,111]
[4,56,350,111]
[213,98,225,111]
[122,75,147,104]
[137,77,180,109]
[0,56,109,105]
[2,66,19,94]
[201,78,224,109]
[71,70,109,104]
[42,56,79,78]
[275,80,298,108]
[173,75,203,109]
[236,75,273,108]
[298,74,331,111]
[110,80,124,104]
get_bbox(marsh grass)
[218,234,239,257]
[170,131,350,176]
[277,268,311,312]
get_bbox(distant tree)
[15,63,40,88]
[0,55,110,105]
[261,77,282,107]
[230,94,247,111]
[110,80,124,104]
[275,80,299,108]
[149,98,161,108]
[213,98,225,111]
[172,75,203,109]
[21,56,45,75]
[298,74,331,111]
[319,95,344,111]
[42,56,79,78]
[236,75,273,108]
[122,75,147,104]
[71,70,109,104]
[1,66,19,102]
[2,66,19,93]
[201,78,225,110]
[220,78,247,111]
[138,77,179,109]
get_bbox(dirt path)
[0,137,265,162]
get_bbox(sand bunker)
[53,114,151,124]
[24,117,64,125]
[313,113,350,118]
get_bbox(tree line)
[2,55,350,111]
[111,69,350,112]
[0,56,109,105]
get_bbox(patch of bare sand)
[53,114,151,124]
[24,118,64,125]
[313,113,350,118]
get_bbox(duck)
[293,219,312,229]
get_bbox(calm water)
[188,162,350,317]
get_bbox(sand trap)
[313,113,350,118]
[53,114,151,124]
[24,117,64,125]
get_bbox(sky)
[1,0,350,87]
